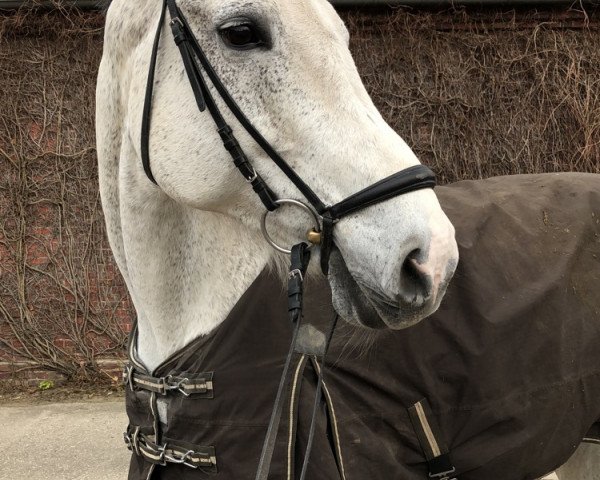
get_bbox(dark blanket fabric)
[126,173,600,480]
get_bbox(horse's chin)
[327,249,440,330]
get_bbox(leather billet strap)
[142,0,437,273]
[408,399,458,480]
[123,364,214,397]
[124,426,217,472]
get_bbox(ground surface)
[0,395,594,480]
[0,401,129,480]
[0,383,125,405]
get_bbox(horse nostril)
[398,249,432,307]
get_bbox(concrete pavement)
[0,401,595,479]
[0,402,129,480]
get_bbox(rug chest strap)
[123,364,214,397]
[408,399,458,480]
[124,426,217,472]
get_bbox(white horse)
[96,0,457,369]
[96,0,592,478]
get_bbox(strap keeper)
[288,243,311,319]
[217,125,237,150]
[251,175,279,211]
[169,17,187,45]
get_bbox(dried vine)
[1,4,600,382]
[0,4,130,382]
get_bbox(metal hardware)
[306,228,322,245]
[261,199,321,254]
[164,376,191,397]
[156,443,168,466]
[169,17,183,28]
[164,449,199,469]
[246,168,258,183]
[429,467,457,480]
[288,269,304,282]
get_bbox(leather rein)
[139,1,437,478]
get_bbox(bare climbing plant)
[0,3,129,382]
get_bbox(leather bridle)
[142,0,437,276]
[140,1,438,478]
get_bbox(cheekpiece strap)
[319,213,336,276]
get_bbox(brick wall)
[2,6,600,385]
[0,9,133,385]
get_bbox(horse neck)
[117,190,273,372]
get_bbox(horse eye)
[219,24,263,50]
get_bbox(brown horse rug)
[124,172,600,480]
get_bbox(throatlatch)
[142,0,437,274]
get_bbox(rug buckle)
[429,467,457,480]
[164,449,199,469]
[164,375,191,397]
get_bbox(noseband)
[142,0,436,275]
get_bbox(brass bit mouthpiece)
[307,229,322,245]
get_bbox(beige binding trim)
[314,360,347,480]
[129,325,146,371]
[583,437,600,445]
[184,380,213,391]
[415,400,441,458]
[145,464,155,480]
[288,355,307,480]
[134,377,162,389]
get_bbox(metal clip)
[164,376,191,397]
[429,467,457,480]
[155,443,168,466]
[165,449,199,469]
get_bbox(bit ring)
[261,199,321,254]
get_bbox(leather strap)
[142,0,437,274]
[298,314,340,480]
[123,365,214,397]
[254,244,310,480]
[140,0,167,185]
[124,426,217,472]
[169,1,326,214]
[327,165,436,220]
[319,213,336,276]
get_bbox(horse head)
[98,0,458,365]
